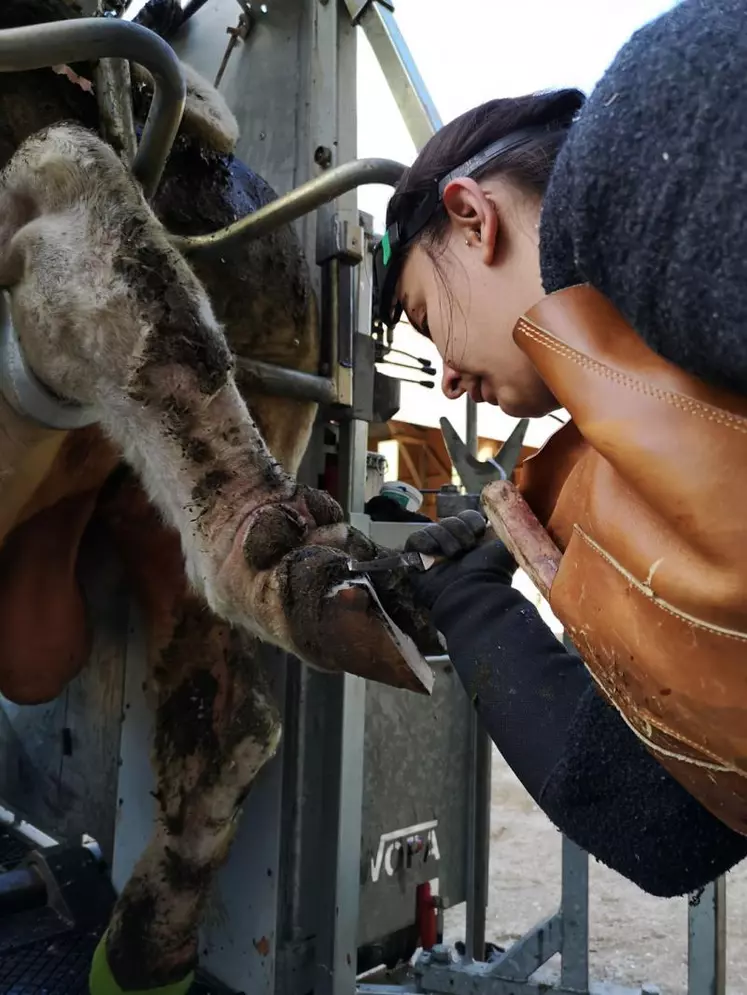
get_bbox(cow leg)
[92,477,281,993]
[97,611,279,991]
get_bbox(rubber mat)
[0,827,32,873]
[0,926,102,995]
[0,823,235,995]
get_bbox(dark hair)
[386,89,585,247]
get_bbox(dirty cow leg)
[93,479,281,992]
[102,610,279,990]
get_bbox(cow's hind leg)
[91,482,281,993]
[100,614,279,991]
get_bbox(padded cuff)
[89,933,195,995]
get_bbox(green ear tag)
[382,231,392,266]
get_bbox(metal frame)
[170,5,370,992]
[409,840,635,995]
[0,18,185,197]
[348,0,492,974]
[174,158,405,256]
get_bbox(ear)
[442,177,499,265]
[131,61,240,156]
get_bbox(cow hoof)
[282,546,435,695]
[242,486,344,572]
[242,503,310,571]
[295,484,345,527]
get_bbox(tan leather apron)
[512,284,747,835]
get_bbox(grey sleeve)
[539,0,747,396]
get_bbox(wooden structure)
[369,420,538,519]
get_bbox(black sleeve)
[539,0,747,396]
[430,571,747,897]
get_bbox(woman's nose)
[442,364,466,400]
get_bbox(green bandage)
[89,932,195,995]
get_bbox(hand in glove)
[404,510,516,610]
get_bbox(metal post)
[559,837,589,992]
[345,0,443,149]
[315,671,367,995]
[688,879,726,995]
[465,718,492,961]
[465,398,479,459]
[311,7,368,995]
[463,390,491,960]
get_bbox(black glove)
[404,510,516,610]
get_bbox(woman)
[374,0,747,897]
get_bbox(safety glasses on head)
[372,126,549,330]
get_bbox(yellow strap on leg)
[89,932,195,995]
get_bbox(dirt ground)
[443,748,747,994]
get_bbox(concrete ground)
[443,748,747,994]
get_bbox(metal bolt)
[314,145,333,169]
[430,944,451,965]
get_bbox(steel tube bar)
[464,715,491,961]
[559,837,589,990]
[175,158,406,255]
[688,878,726,995]
[347,0,442,150]
[0,18,185,198]
[236,358,337,406]
[95,56,138,167]
[464,383,491,960]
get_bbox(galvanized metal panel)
[201,648,288,993]
[356,521,472,948]
[171,0,323,280]
[358,666,472,947]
